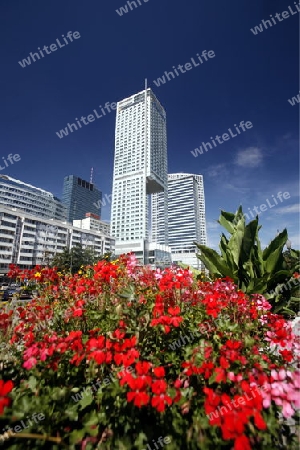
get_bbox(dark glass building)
[62,175,102,222]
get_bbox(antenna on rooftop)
[90,167,93,184]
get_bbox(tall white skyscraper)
[152,173,207,269]
[110,88,168,263]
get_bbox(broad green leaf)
[227,216,245,267]
[241,219,259,263]
[218,213,235,234]
[263,229,288,262]
[195,245,233,277]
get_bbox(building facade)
[152,173,207,269]
[62,175,102,222]
[73,213,110,235]
[73,213,114,254]
[0,175,66,221]
[0,205,115,274]
[110,88,168,263]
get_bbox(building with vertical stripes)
[152,173,207,269]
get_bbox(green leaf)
[195,245,233,277]
[83,410,99,427]
[69,429,86,444]
[227,216,245,267]
[65,405,79,421]
[263,229,287,263]
[28,376,37,392]
[218,212,235,234]
[241,219,259,264]
[219,234,229,260]
[220,210,236,223]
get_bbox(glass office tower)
[62,175,102,223]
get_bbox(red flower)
[215,368,227,383]
[127,390,149,407]
[89,351,106,365]
[0,380,13,415]
[203,387,221,407]
[86,336,105,351]
[234,435,251,450]
[65,331,83,341]
[168,306,181,316]
[220,356,230,369]
[170,316,183,327]
[221,413,247,440]
[151,393,172,412]
[135,361,151,375]
[253,411,267,430]
[151,380,167,395]
[113,329,125,340]
[118,369,133,385]
[122,349,140,367]
[70,353,85,366]
[153,367,165,378]
[279,349,293,362]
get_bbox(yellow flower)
[34,272,41,278]
[78,270,82,274]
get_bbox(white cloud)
[235,147,263,168]
[206,163,227,179]
[275,204,300,214]
[206,220,220,230]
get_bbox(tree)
[51,244,99,274]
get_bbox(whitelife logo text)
[250,3,300,35]
[153,50,215,87]
[18,31,81,68]
[191,121,253,157]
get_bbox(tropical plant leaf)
[195,245,232,277]
[263,229,288,262]
[227,216,245,267]
[218,212,235,234]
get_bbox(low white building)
[73,213,110,235]
[73,213,114,255]
[0,205,115,274]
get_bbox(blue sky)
[0,0,299,250]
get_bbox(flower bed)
[0,255,299,449]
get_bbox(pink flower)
[282,400,294,418]
[23,357,37,370]
[23,345,39,359]
[126,253,137,275]
[263,397,271,408]
[278,369,286,381]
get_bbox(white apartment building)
[0,174,66,221]
[73,213,110,235]
[0,205,115,274]
[152,173,207,269]
[110,88,168,264]
[73,214,114,254]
